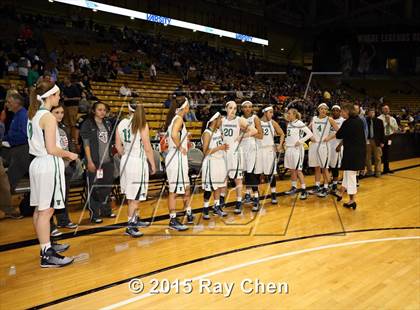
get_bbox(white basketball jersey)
[260,120,275,147]
[117,117,144,156]
[28,109,61,157]
[167,115,188,150]
[311,116,331,142]
[242,114,256,142]
[221,116,241,145]
[202,128,224,159]
[329,116,345,142]
[330,117,344,135]
[285,120,306,147]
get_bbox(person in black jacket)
[49,103,78,235]
[365,107,385,177]
[325,103,366,210]
[80,102,115,223]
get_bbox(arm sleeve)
[80,120,90,147]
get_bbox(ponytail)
[28,78,56,120]
[164,98,178,131]
[28,87,41,120]
[130,99,146,133]
[288,108,301,120]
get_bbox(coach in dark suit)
[365,107,385,177]
[325,103,366,210]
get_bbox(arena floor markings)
[0,158,418,309]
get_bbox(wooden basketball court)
[0,158,419,309]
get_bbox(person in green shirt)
[27,64,39,87]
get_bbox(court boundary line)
[1,162,418,252]
[31,226,420,309]
[101,235,420,310]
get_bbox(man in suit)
[365,107,385,177]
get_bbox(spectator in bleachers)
[149,63,157,82]
[122,63,132,75]
[78,55,90,74]
[27,63,39,87]
[45,62,59,82]
[164,94,172,109]
[185,99,198,121]
[68,58,75,74]
[378,105,399,174]
[119,82,138,97]
[365,107,385,177]
[2,92,30,191]
[80,75,92,92]
[78,90,90,114]
[80,101,116,223]
[18,55,31,80]
[62,77,81,128]
[137,69,144,81]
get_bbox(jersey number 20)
[223,128,233,137]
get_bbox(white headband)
[36,84,59,103]
[331,105,341,110]
[206,112,221,128]
[241,100,252,106]
[176,98,189,113]
[262,106,273,113]
[128,103,136,112]
[225,100,236,107]
[318,103,329,109]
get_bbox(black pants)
[2,144,30,191]
[87,161,114,219]
[382,136,391,172]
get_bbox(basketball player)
[240,100,263,212]
[201,112,229,219]
[257,106,285,204]
[28,78,78,267]
[164,98,192,231]
[220,100,257,214]
[328,105,345,191]
[115,99,156,238]
[308,103,339,197]
[284,108,313,200]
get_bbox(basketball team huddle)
[28,80,349,268]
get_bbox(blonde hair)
[289,108,301,120]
